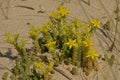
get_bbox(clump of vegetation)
[6,33,45,80]
[6,33,54,80]
[4,4,101,80]
[37,4,100,75]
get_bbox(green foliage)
[104,54,115,66]
[9,51,44,80]
[6,33,27,56]
[5,33,45,80]
[34,60,54,80]
[29,26,41,54]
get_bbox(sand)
[0,0,120,80]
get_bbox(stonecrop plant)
[37,5,100,75]
[5,4,100,80]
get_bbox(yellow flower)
[34,61,54,74]
[82,39,92,48]
[29,26,39,40]
[39,25,48,33]
[45,40,56,52]
[45,41,56,47]
[34,61,46,74]
[86,49,99,60]
[50,12,56,18]
[50,5,69,20]
[91,19,100,28]
[50,12,58,19]
[57,5,69,17]
[50,11,62,20]
[66,39,77,49]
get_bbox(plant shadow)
[0,48,17,60]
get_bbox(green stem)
[109,0,119,51]
[34,39,41,54]
[72,48,78,65]
[44,73,49,80]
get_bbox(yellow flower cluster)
[57,5,69,17]
[50,5,69,20]
[91,19,100,29]
[45,40,56,52]
[34,61,46,74]
[82,39,93,48]
[65,39,77,49]
[29,26,39,40]
[86,49,99,60]
[34,61,54,74]
[39,25,48,33]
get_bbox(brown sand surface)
[0,0,120,80]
